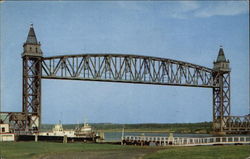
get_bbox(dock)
[122,135,250,146]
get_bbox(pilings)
[63,135,67,143]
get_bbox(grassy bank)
[0,142,249,159]
[41,122,212,134]
[144,145,250,159]
[0,142,158,159]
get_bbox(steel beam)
[41,54,215,88]
[212,71,231,133]
[0,112,38,134]
[22,55,42,132]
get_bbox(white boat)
[39,123,75,137]
[74,122,96,137]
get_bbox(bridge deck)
[122,135,250,146]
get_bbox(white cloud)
[169,1,200,19]
[194,1,249,18]
[179,1,200,12]
[116,1,144,11]
[166,1,248,19]
[115,1,249,19]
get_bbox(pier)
[122,135,250,146]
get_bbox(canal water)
[103,132,213,141]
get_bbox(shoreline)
[96,129,209,134]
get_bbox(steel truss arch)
[41,54,217,88]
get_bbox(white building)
[0,124,15,141]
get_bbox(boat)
[18,121,101,142]
[74,122,96,138]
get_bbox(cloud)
[115,1,248,19]
[116,1,144,11]
[194,1,249,18]
[179,1,200,12]
[170,1,200,19]
[164,1,248,19]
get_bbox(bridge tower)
[213,47,231,134]
[22,24,43,131]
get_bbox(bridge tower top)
[22,24,43,57]
[213,47,230,72]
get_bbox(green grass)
[144,145,250,159]
[0,142,249,159]
[0,142,126,159]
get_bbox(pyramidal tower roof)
[26,24,38,44]
[216,47,226,62]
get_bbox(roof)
[26,25,38,44]
[216,47,226,62]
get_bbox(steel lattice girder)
[212,71,231,132]
[41,54,217,88]
[224,116,250,132]
[0,112,39,133]
[22,56,42,131]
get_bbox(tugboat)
[74,122,96,138]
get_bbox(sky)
[0,1,249,124]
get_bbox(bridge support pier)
[21,25,43,133]
[22,56,42,131]
[212,47,231,134]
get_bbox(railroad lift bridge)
[0,25,249,135]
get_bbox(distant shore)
[96,129,209,134]
[41,122,212,134]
